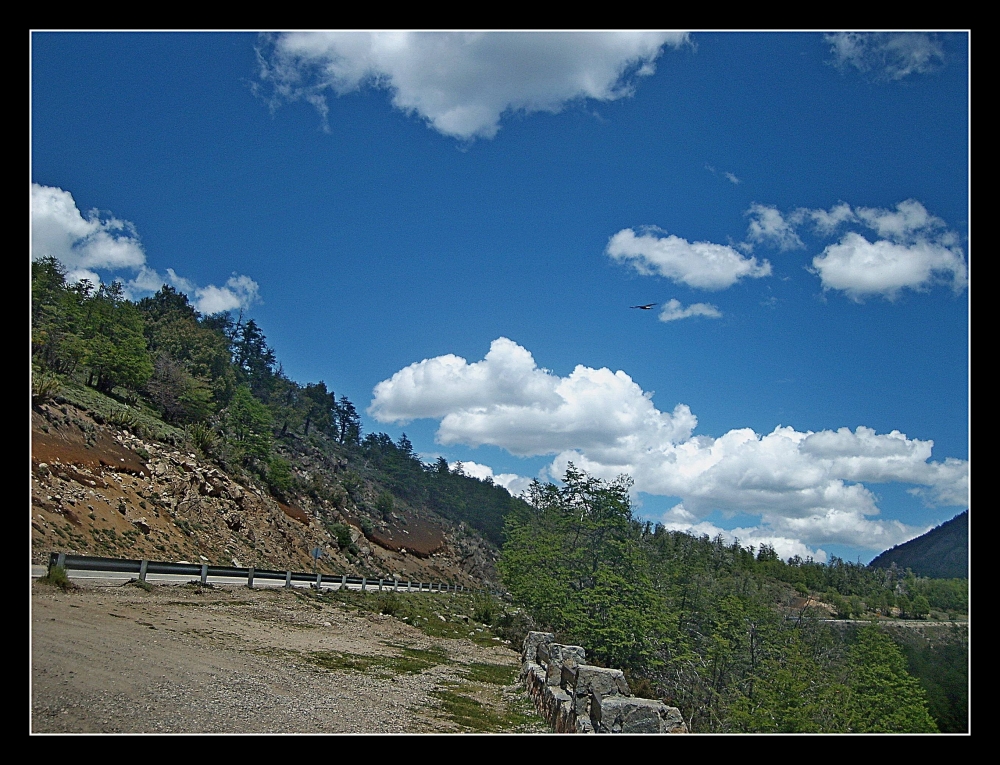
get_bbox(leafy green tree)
[137,286,235,414]
[302,381,335,436]
[335,396,361,446]
[79,282,153,394]
[500,465,660,672]
[843,625,938,732]
[220,384,273,466]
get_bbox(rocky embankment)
[31,399,497,586]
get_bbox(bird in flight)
[630,303,657,310]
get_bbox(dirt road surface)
[31,579,541,734]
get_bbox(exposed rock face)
[30,401,494,587]
[521,631,688,734]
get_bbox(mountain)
[869,511,969,579]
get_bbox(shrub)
[472,593,497,625]
[32,371,62,406]
[186,421,218,456]
[378,592,402,616]
[326,522,356,553]
[376,491,394,521]
[39,565,72,591]
[267,457,295,497]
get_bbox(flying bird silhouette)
[630,303,657,310]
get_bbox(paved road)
[30,564,446,593]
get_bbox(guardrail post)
[393,578,399,592]
[315,571,322,589]
[407,580,411,592]
[285,571,292,588]
[378,578,384,592]
[56,552,66,572]
[200,564,208,584]
[247,566,255,589]
[139,559,148,583]
[341,574,346,590]
[361,577,367,592]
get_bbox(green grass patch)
[463,662,517,686]
[430,683,546,733]
[306,647,449,676]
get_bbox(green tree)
[335,396,361,446]
[80,282,153,394]
[500,465,660,672]
[220,384,273,466]
[843,625,938,732]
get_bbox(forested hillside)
[499,467,968,732]
[31,256,526,585]
[31,256,967,733]
[870,511,969,579]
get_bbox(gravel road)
[31,579,541,734]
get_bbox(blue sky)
[31,31,969,564]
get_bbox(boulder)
[522,631,555,664]
[537,642,587,686]
[591,696,688,734]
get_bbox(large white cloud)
[371,338,969,552]
[31,183,146,279]
[31,183,260,314]
[370,337,697,457]
[743,199,967,300]
[607,228,772,290]
[257,31,690,140]
[825,32,945,81]
[812,233,966,300]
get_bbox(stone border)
[520,631,688,734]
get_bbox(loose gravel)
[31,579,538,734]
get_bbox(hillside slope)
[31,388,501,588]
[869,511,969,579]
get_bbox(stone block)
[592,696,688,734]
[537,642,587,685]
[522,631,555,664]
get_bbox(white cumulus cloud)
[811,232,967,301]
[744,198,966,300]
[658,299,722,322]
[257,31,690,140]
[31,183,261,314]
[607,227,772,290]
[746,203,803,251]
[370,337,697,458]
[31,183,146,281]
[371,339,969,552]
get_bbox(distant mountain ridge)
[869,511,968,579]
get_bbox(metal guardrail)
[46,552,495,595]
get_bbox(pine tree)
[844,625,938,732]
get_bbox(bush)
[32,370,62,406]
[492,606,537,649]
[326,522,357,554]
[39,565,72,590]
[472,593,497,625]
[376,491,394,521]
[186,421,218,456]
[267,457,295,497]
[378,592,402,616]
